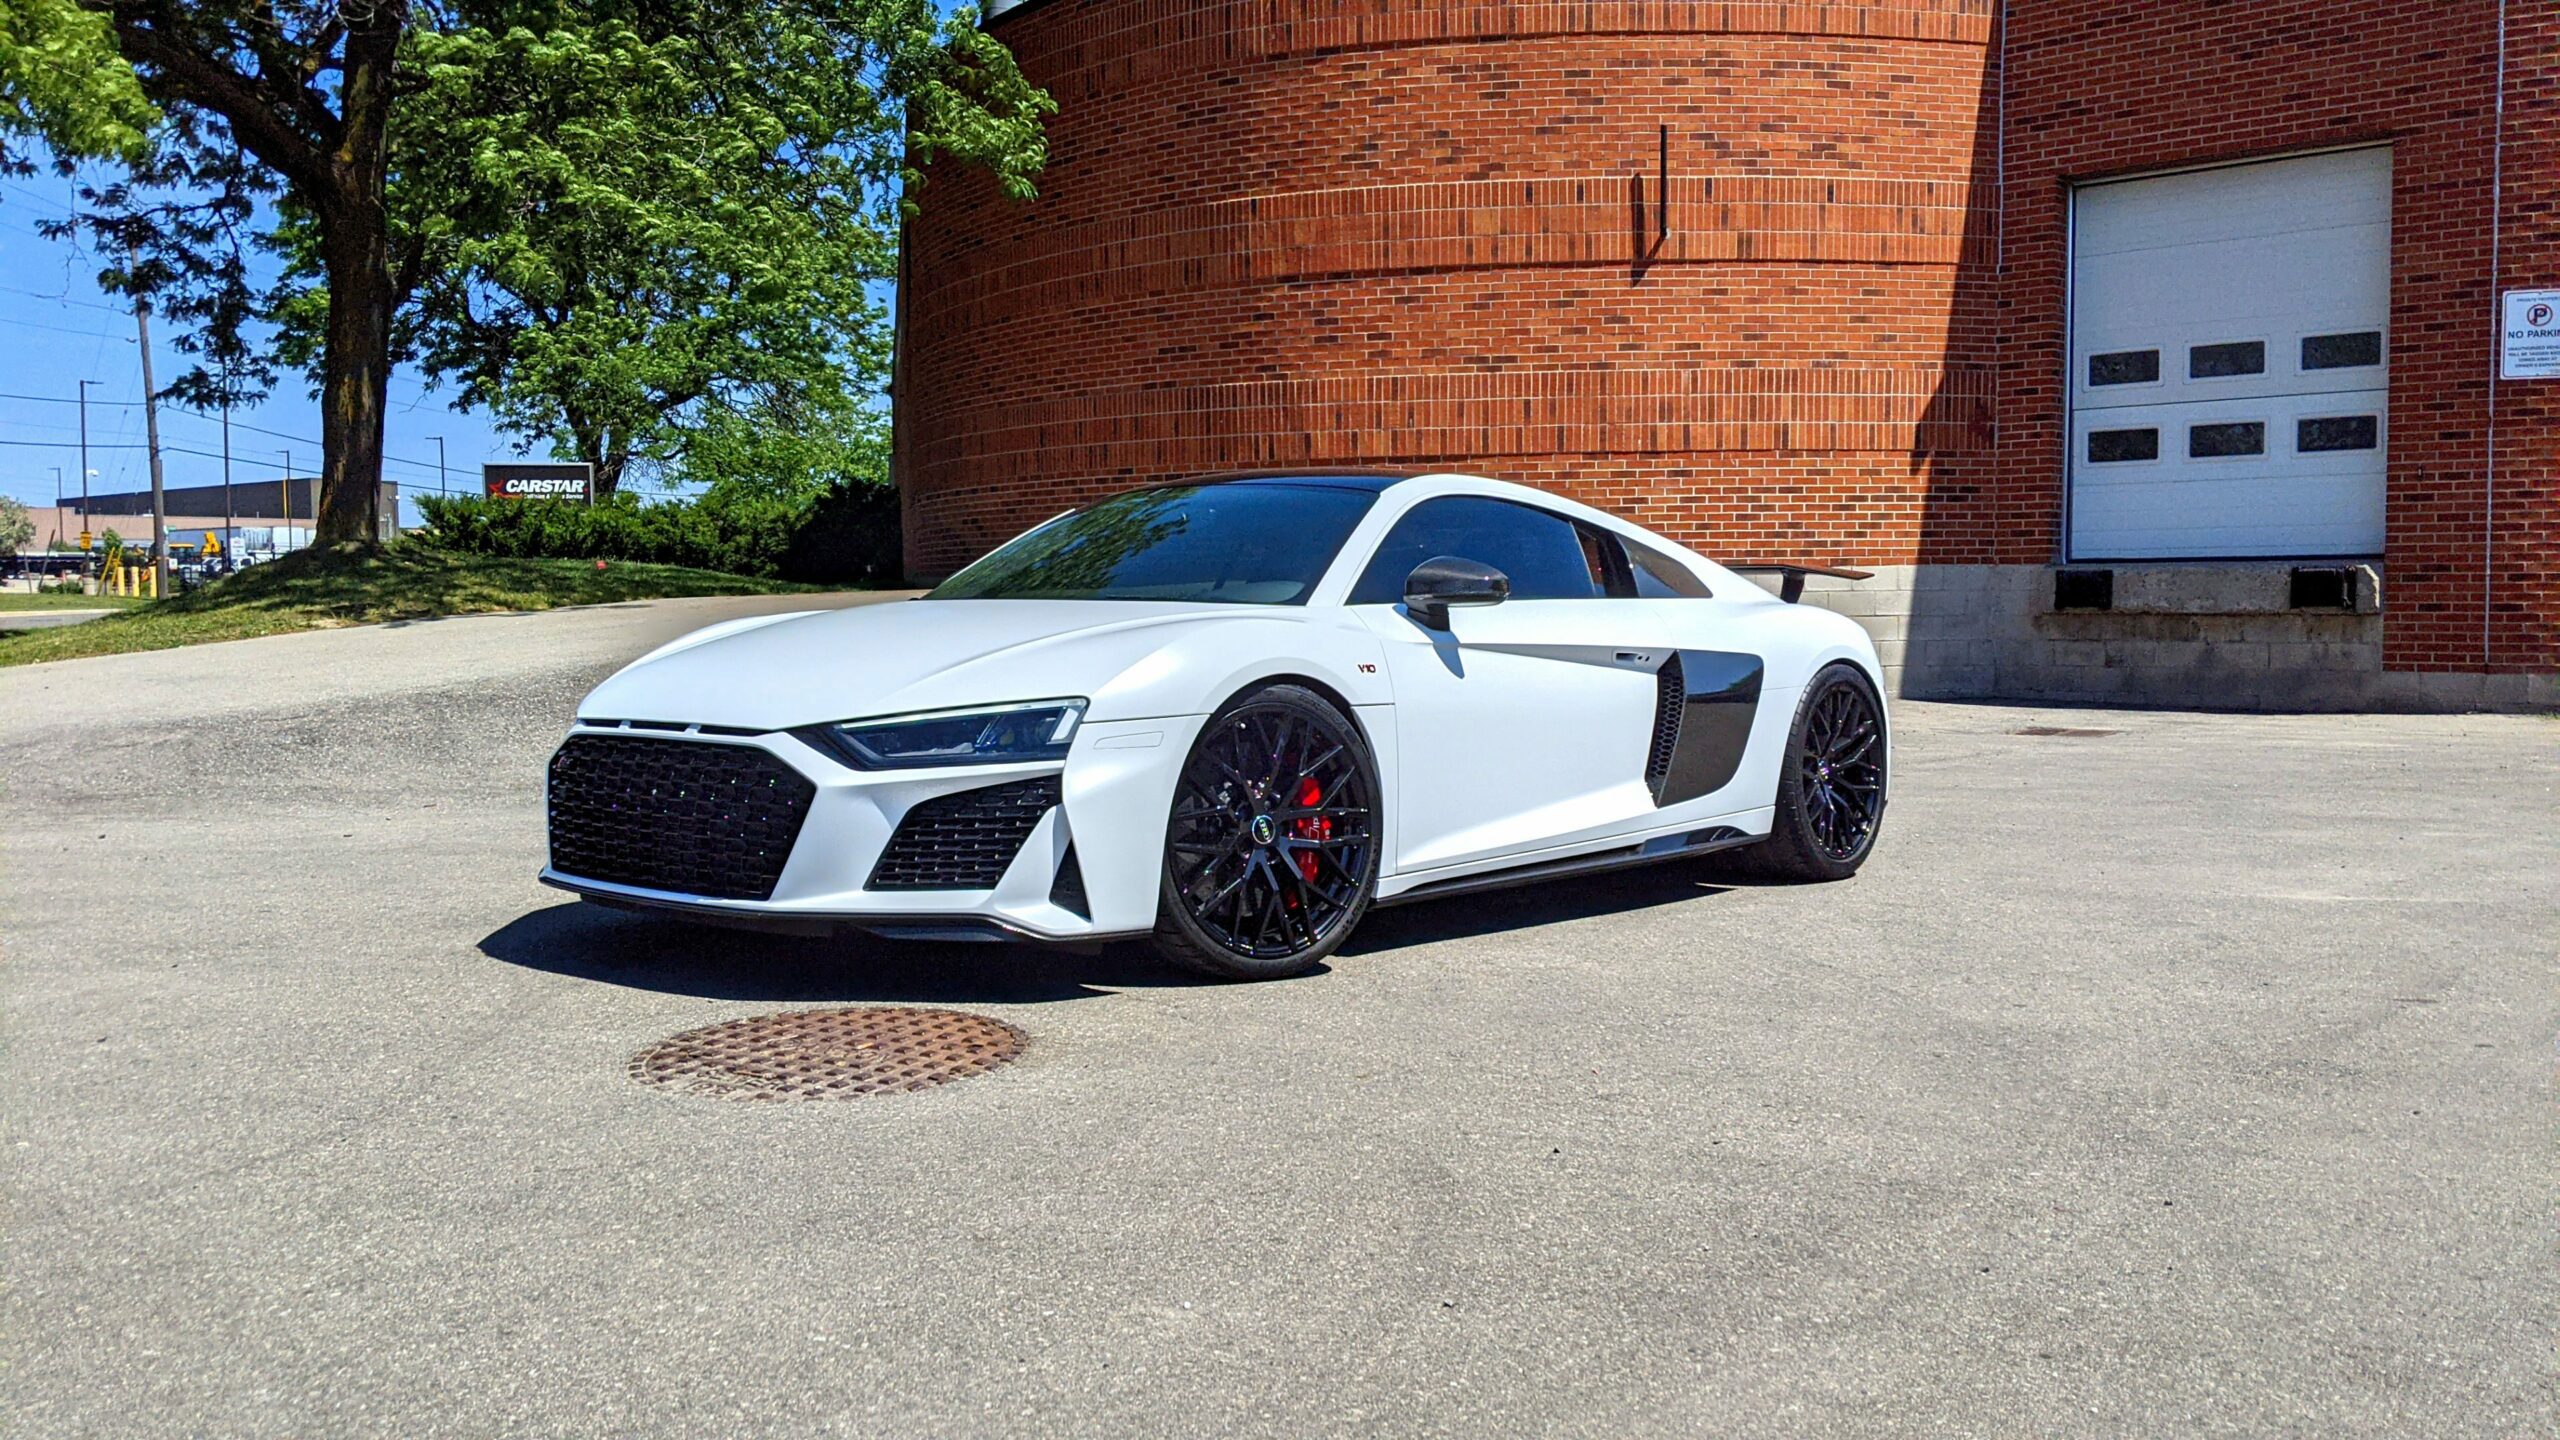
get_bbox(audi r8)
[543,472,1890,979]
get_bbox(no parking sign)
[2501,289,2560,380]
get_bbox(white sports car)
[543,472,1889,979]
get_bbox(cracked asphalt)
[3,596,2552,1437]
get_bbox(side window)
[1349,498,1600,605]
[1617,532,1713,598]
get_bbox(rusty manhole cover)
[630,1007,1026,1102]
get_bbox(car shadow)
[1340,855,1754,954]
[479,900,1219,1004]
[484,855,1765,1000]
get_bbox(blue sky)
[0,166,533,529]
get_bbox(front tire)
[1152,685,1381,980]
[1740,663,1888,881]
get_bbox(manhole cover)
[2014,725,2121,738]
[630,1007,1026,1102]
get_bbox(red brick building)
[898,0,2555,710]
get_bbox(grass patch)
[0,542,820,668]
[0,591,144,612]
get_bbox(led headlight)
[797,699,1088,770]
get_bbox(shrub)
[414,485,900,585]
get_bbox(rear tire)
[1151,685,1381,980]
[1737,663,1888,882]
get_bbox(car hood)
[577,598,1274,731]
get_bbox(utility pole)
[134,301,170,597]
[430,435,447,494]
[50,466,61,543]
[221,397,235,563]
[75,379,93,547]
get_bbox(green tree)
[329,5,1048,496]
[0,1,1048,536]
[0,494,34,552]
[0,0,153,169]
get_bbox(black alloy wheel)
[1152,685,1380,980]
[1800,673,1887,861]
[1737,663,1888,881]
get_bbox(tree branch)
[100,5,332,195]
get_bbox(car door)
[1347,496,1663,874]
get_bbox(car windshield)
[926,483,1379,605]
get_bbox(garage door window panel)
[2188,421,2266,458]
[2088,428,2161,464]
[2301,331,2383,371]
[2189,341,2267,379]
[2088,349,2162,387]
[2298,415,2379,452]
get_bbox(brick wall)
[901,0,2554,681]
[899,0,2004,576]
[2000,0,2556,674]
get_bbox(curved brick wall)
[899,0,2000,578]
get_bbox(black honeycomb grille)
[548,735,813,901]
[869,777,1062,891]
[1647,653,1685,799]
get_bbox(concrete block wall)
[1779,566,2559,713]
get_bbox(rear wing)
[1726,563,1873,604]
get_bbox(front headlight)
[796,699,1088,770]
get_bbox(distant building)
[30,477,398,550]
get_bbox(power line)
[0,313,131,342]
[0,282,128,313]
[0,389,459,475]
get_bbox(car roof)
[1170,469,1416,495]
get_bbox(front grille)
[869,777,1062,891]
[548,735,814,901]
[1647,652,1685,799]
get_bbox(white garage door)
[2068,148,2391,560]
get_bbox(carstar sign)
[484,463,596,501]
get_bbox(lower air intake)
[869,777,1062,891]
[547,735,814,901]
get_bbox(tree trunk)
[314,206,394,545]
[596,443,630,498]
[563,409,623,499]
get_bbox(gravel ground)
[3,597,2552,1438]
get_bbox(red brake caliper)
[1291,775,1329,884]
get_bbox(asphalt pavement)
[3,596,2552,1437]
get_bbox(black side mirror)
[1403,555,1510,630]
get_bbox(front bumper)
[539,715,1200,944]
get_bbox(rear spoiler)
[1726,563,1873,604]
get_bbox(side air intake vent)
[868,777,1062,891]
[1049,843,1089,918]
[1647,653,1685,801]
